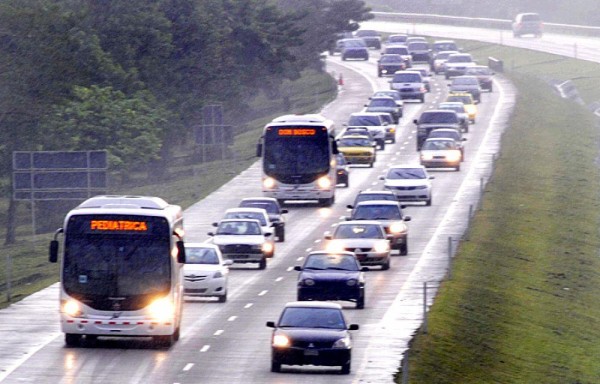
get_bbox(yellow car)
[336,135,376,168]
[445,92,477,123]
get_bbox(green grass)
[401,44,600,382]
[0,69,337,308]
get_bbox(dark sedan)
[377,54,405,77]
[266,301,359,374]
[464,65,495,92]
[295,251,367,309]
[364,96,402,123]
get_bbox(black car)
[335,153,350,187]
[364,96,402,123]
[377,54,405,77]
[464,65,495,92]
[413,109,462,150]
[349,190,398,208]
[354,29,381,49]
[295,251,367,309]
[239,197,288,242]
[340,38,369,61]
[266,301,359,374]
[407,41,431,63]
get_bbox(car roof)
[357,190,395,195]
[339,134,371,140]
[284,301,343,310]
[184,242,220,249]
[424,137,455,143]
[350,111,385,117]
[338,220,385,227]
[225,207,267,215]
[370,96,395,101]
[218,218,262,224]
[422,109,457,114]
[355,200,402,207]
[307,250,357,258]
[388,164,426,170]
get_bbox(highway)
[0,29,516,384]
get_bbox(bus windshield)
[63,215,172,310]
[263,126,330,181]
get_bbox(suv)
[449,75,482,103]
[428,128,466,160]
[413,110,461,150]
[512,13,543,38]
[389,71,426,103]
[407,41,431,63]
[377,54,406,77]
[364,96,401,123]
[239,197,287,242]
[346,200,411,255]
[346,112,388,150]
[381,45,412,68]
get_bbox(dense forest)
[0,0,372,243]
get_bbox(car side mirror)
[462,138,467,141]
[324,233,333,240]
[361,266,369,272]
[346,205,354,209]
[379,175,384,180]
[281,209,288,214]
[264,232,272,237]
[348,324,360,331]
[429,176,435,179]
[294,266,302,271]
[223,260,234,266]
[212,222,219,227]
[413,119,418,124]
[404,216,412,222]
[266,321,276,328]
[207,232,215,237]
[400,205,407,209]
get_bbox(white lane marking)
[297,256,304,261]
[258,290,268,296]
[228,316,237,322]
[305,248,312,252]
[314,239,321,244]
[200,345,210,353]
[372,182,378,185]
[183,363,194,371]
[244,303,253,309]
[286,266,293,272]
[403,141,409,145]
[275,277,283,282]
[214,330,224,336]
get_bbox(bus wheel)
[155,334,175,348]
[65,333,81,347]
[318,197,334,207]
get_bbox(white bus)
[49,195,186,347]
[256,114,338,206]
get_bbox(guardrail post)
[447,236,453,279]
[401,350,409,384]
[423,281,428,334]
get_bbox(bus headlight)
[62,299,82,317]
[263,177,276,189]
[148,297,175,322]
[273,334,290,348]
[317,176,332,190]
[389,222,406,234]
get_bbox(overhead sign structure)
[194,105,234,162]
[12,150,108,201]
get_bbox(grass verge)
[0,69,337,308]
[400,44,600,382]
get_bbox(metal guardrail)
[371,11,600,37]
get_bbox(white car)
[380,165,434,206]
[223,207,275,238]
[208,218,274,269]
[420,138,463,171]
[324,221,391,270]
[184,243,233,302]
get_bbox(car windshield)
[452,77,478,85]
[355,193,396,204]
[217,221,261,235]
[373,91,399,100]
[422,140,457,150]
[224,211,267,226]
[447,55,473,63]
[338,137,371,147]
[343,39,366,48]
[408,42,428,50]
[380,55,403,64]
[392,73,421,83]
[439,103,466,113]
[278,307,346,329]
[466,67,492,75]
[434,42,458,51]
[447,95,473,104]
[385,46,409,55]
[369,98,395,107]
[387,35,407,43]
[348,115,381,126]
[303,253,359,271]
[333,224,384,239]
[353,204,401,220]
[419,112,457,124]
[387,168,426,179]
[429,130,459,140]
[356,30,378,37]
[435,52,454,60]
[185,247,219,264]
[240,201,278,215]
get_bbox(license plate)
[304,349,319,356]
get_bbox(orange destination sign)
[278,128,316,136]
[90,220,148,231]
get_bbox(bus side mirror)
[332,139,339,155]
[49,240,59,263]
[256,142,263,157]
[176,240,186,263]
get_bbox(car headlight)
[446,151,462,162]
[346,279,357,287]
[389,222,406,234]
[326,241,345,253]
[415,185,428,190]
[62,299,83,317]
[317,176,332,189]
[373,240,390,253]
[147,297,175,322]
[421,153,433,161]
[332,335,352,349]
[302,278,315,286]
[262,242,274,254]
[263,177,276,189]
[273,334,290,348]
